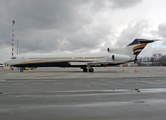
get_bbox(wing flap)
[69,61,123,66]
[69,62,89,65]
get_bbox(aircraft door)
[21,57,24,62]
[21,56,26,63]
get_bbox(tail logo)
[132,43,147,55]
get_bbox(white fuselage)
[5,52,133,68]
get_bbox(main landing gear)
[82,67,94,72]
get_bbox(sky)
[0,0,166,63]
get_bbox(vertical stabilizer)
[127,39,157,60]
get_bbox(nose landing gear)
[20,68,24,72]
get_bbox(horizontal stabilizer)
[138,39,160,44]
[128,39,160,46]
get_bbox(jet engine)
[111,54,130,61]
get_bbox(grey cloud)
[115,19,150,47]
[111,0,142,9]
[3,0,82,30]
[0,0,92,52]
[82,0,142,11]
[157,23,166,45]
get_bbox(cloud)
[115,19,150,47]
[157,23,166,46]
[111,0,142,9]
[0,0,115,52]
[0,46,12,63]
[140,44,166,57]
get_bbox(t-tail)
[126,39,158,61]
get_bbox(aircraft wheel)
[20,69,24,72]
[83,68,87,72]
[89,68,94,72]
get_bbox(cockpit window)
[10,56,17,59]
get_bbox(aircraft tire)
[20,69,24,72]
[83,68,87,72]
[89,68,94,72]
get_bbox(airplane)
[5,39,158,72]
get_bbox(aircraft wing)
[69,61,125,66]
[69,62,89,65]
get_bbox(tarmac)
[1,66,166,79]
[0,67,166,120]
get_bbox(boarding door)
[21,56,26,63]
